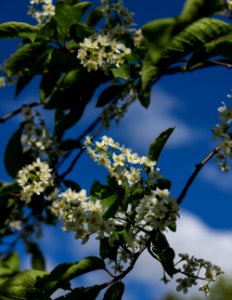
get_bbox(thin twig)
[58,127,102,182]
[0,101,42,124]
[208,59,232,68]
[177,145,220,205]
[56,116,101,170]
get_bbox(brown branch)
[0,101,42,124]
[177,145,220,205]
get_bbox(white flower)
[59,188,80,202]
[17,158,53,203]
[0,76,6,88]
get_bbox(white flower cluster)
[28,0,55,25]
[17,158,54,203]
[100,0,134,37]
[51,188,116,243]
[176,253,223,295]
[21,106,60,159]
[212,97,232,171]
[0,76,6,88]
[85,135,157,186]
[77,34,131,72]
[135,189,179,232]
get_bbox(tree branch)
[177,145,220,205]
[0,101,42,124]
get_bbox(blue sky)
[1,1,232,300]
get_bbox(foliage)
[0,0,232,299]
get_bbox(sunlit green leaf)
[54,2,92,38]
[158,18,232,69]
[139,54,159,107]
[111,65,129,79]
[0,270,48,300]
[5,42,48,79]
[90,180,119,218]
[0,22,37,39]
[0,252,20,285]
[180,0,223,22]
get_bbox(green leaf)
[0,270,48,300]
[69,22,94,42]
[4,124,32,178]
[155,178,172,190]
[37,257,105,295]
[142,17,183,62]
[151,231,176,277]
[60,139,82,151]
[100,237,118,261]
[46,68,82,108]
[86,7,103,27]
[40,72,60,101]
[15,73,33,97]
[103,281,125,300]
[63,180,81,192]
[54,2,92,38]
[26,242,46,271]
[158,18,232,69]
[36,17,59,41]
[148,128,174,162]
[55,285,104,300]
[113,227,128,245]
[180,0,223,22]
[139,54,158,107]
[96,85,125,107]
[0,182,20,198]
[5,42,48,79]
[188,34,232,67]
[0,252,20,285]
[111,65,129,79]
[0,22,37,39]
[90,181,119,218]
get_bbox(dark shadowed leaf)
[86,7,103,27]
[55,284,104,300]
[26,242,46,271]
[96,85,125,107]
[151,231,176,277]
[4,124,32,178]
[103,281,125,300]
[37,257,105,296]
[100,237,118,261]
[63,180,81,192]
[148,128,174,162]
